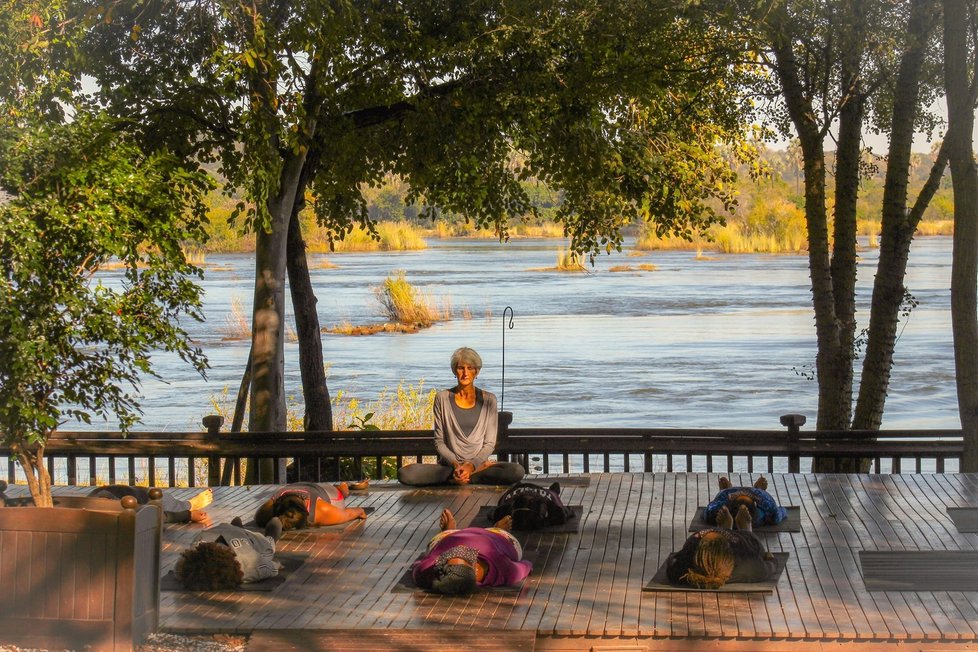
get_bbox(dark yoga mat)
[860,550,978,591]
[947,507,978,533]
[643,552,789,593]
[468,505,584,533]
[161,552,306,592]
[688,506,801,533]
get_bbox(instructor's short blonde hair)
[450,347,483,373]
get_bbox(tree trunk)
[853,0,937,433]
[943,0,978,472]
[246,152,308,482]
[286,174,333,433]
[767,20,849,434]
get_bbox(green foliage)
[0,113,211,504]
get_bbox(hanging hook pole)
[501,306,515,411]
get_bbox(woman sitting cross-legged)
[703,475,788,528]
[666,504,779,589]
[88,484,213,525]
[411,508,533,594]
[175,517,284,589]
[254,481,368,531]
[397,346,524,486]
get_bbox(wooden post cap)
[120,496,139,510]
[148,488,164,500]
[202,414,224,434]
[780,414,807,428]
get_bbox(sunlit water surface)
[99,236,958,433]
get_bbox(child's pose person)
[254,481,368,531]
[411,508,532,594]
[175,517,284,589]
[88,484,213,525]
[667,504,779,589]
[703,476,788,528]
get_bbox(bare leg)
[753,476,768,490]
[716,505,734,530]
[493,514,513,531]
[439,508,457,531]
[718,476,732,490]
[188,488,213,511]
[735,504,753,531]
[335,482,350,498]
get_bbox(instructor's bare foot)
[188,488,213,511]
[735,504,753,531]
[753,476,768,490]
[718,477,732,490]
[190,510,211,526]
[439,508,457,531]
[716,505,734,530]
[493,514,513,531]
[349,478,370,491]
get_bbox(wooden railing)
[0,413,965,487]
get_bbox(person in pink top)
[412,508,532,594]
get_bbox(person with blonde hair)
[398,346,524,486]
[666,504,778,589]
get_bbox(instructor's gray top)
[193,524,279,583]
[433,388,498,468]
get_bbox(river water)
[119,235,957,433]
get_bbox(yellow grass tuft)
[374,270,451,326]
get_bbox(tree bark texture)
[943,0,978,472]
[853,0,938,432]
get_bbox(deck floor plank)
[19,472,978,648]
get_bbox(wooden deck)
[30,473,978,650]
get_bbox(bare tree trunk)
[943,0,978,472]
[853,0,939,436]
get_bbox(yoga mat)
[468,505,584,533]
[643,552,789,593]
[161,553,306,592]
[688,506,801,533]
[860,550,978,591]
[947,507,978,533]
[523,476,591,488]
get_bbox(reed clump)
[326,221,427,252]
[608,263,658,272]
[375,270,450,326]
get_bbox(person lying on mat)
[397,346,525,487]
[254,480,368,531]
[175,517,284,589]
[412,508,533,594]
[491,481,574,530]
[88,484,213,525]
[666,504,779,589]
[703,475,788,528]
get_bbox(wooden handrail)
[0,415,965,486]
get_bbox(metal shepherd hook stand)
[501,306,515,412]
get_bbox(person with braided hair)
[666,504,779,589]
[703,475,788,528]
[411,508,533,594]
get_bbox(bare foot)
[493,514,513,531]
[718,477,732,490]
[335,482,350,498]
[764,551,774,560]
[735,504,753,531]
[716,505,734,530]
[190,510,212,526]
[439,508,457,531]
[349,479,370,491]
[753,476,768,491]
[188,488,213,511]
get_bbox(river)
[116,235,957,433]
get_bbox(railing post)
[202,415,224,486]
[780,413,806,473]
[497,411,513,462]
